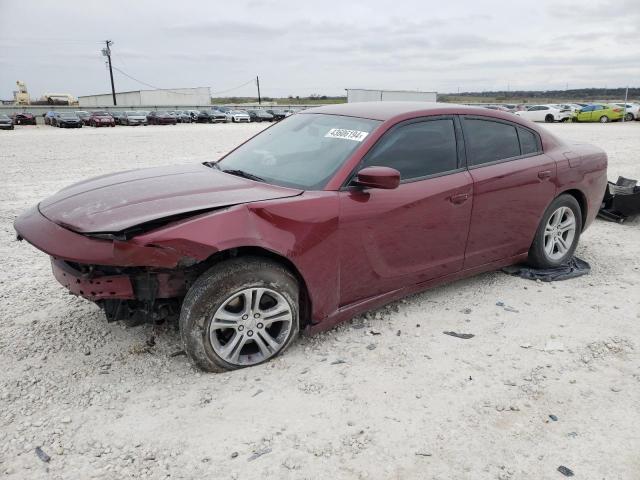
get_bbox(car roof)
[300,101,515,121]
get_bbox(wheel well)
[560,189,588,230]
[198,246,312,329]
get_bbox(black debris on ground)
[557,465,575,477]
[248,447,272,462]
[35,447,50,463]
[443,331,475,340]
[502,257,591,282]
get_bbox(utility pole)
[102,40,117,106]
[256,75,261,105]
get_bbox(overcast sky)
[0,0,638,99]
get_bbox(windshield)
[218,113,381,189]
[60,113,78,118]
[93,111,109,116]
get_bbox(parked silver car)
[123,111,148,126]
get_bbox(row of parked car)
[36,107,301,128]
[483,102,640,123]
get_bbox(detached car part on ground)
[598,177,640,223]
[15,103,608,372]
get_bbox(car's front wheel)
[624,113,634,121]
[544,114,554,123]
[180,257,300,372]
[528,194,582,268]
[599,115,609,123]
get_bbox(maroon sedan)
[89,111,116,127]
[14,103,607,372]
[11,112,37,125]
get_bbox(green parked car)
[572,104,624,123]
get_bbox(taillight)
[612,108,622,112]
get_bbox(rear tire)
[624,113,634,121]
[180,257,300,372]
[528,194,582,268]
[599,115,609,123]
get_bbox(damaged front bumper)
[14,206,204,324]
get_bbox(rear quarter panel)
[553,143,608,229]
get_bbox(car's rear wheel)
[599,115,609,123]
[180,257,300,372]
[528,194,582,268]
[624,113,634,121]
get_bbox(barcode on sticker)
[325,128,369,142]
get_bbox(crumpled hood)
[39,164,302,233]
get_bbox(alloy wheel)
[543,206,576,261]
[208,287,293,366]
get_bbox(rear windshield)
[219,113,381,189]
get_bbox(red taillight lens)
[613,108,623,112]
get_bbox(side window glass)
[518,127,540,155]
[463,119,520,166]
[363,119,458,180]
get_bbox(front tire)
[599,115,609,123]
[624,113,634,121]
[180,257,300,372]
[545,114,554,123]
[528,194,582,268]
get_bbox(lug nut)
[257,323,263,329]
[247,330,253,337]
[238,325,244,331]
[254,313,260,318]
[242,314,248,320]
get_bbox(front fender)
[138,193,341,322]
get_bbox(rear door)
[461,117,556,268]
[338,116,473,306]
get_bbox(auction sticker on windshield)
[325,128,369,142]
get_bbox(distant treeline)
[441,88,639,101]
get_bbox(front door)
[338,117,473,307]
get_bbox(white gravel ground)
[1,122,639,479]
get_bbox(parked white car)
[613,103,640,121]
[515,105,573,123]
[228,110,251,123]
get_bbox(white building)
[79,87,211,107]
[346,88,437,103]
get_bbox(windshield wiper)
[221,169,265,183]
[203,162,265,182]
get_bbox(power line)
[110,64,209,95]
[211,78,257,95]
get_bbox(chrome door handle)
[450,193,469,204]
